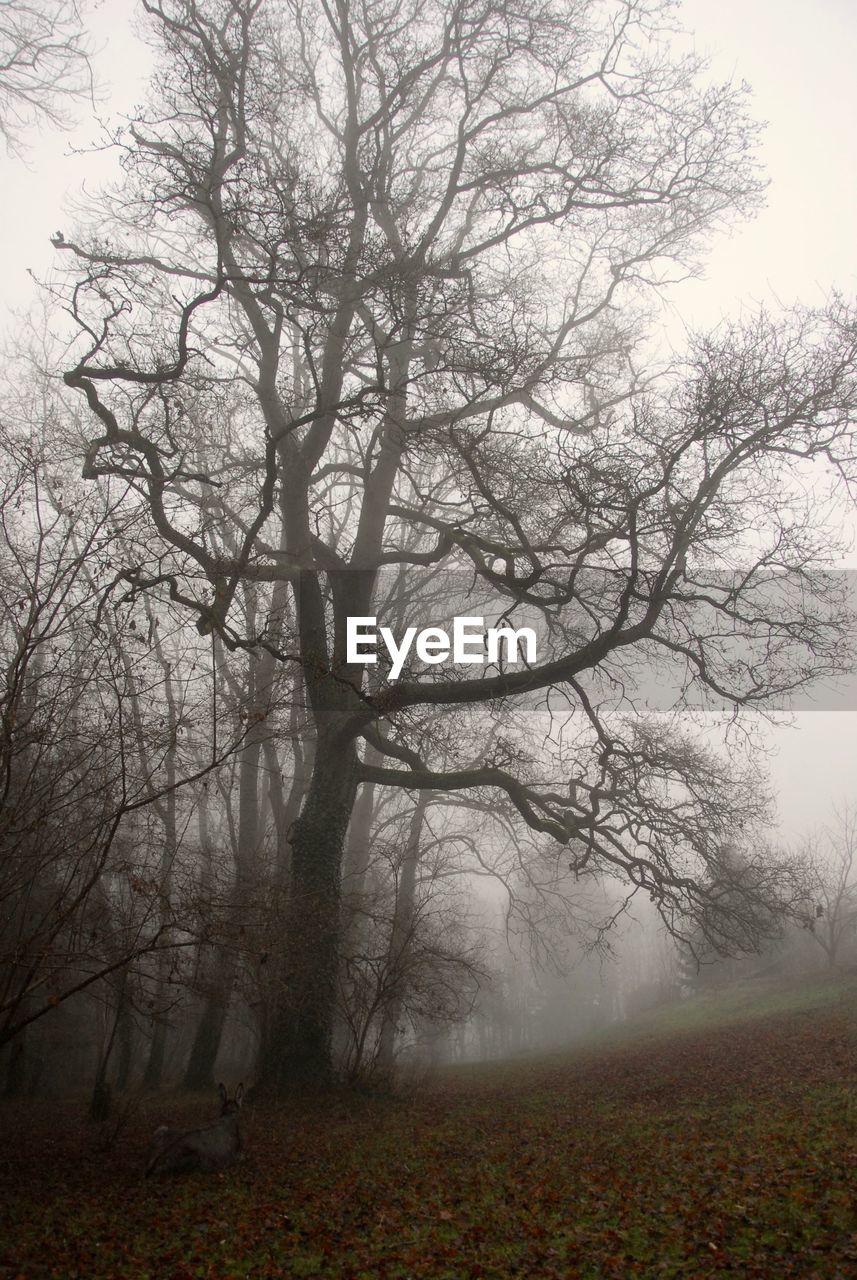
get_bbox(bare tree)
[0,0,92,151]
[51,0,857,1090]
[0,410,247,1075]
[801,805,857,968]
[337,791,486,1083]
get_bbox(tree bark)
[89,967,130,1121]
[184,628,264,1088]
[376,794,429,1076]
[258,735,358,1090]
[3,1028,27,1097]
[141,626,178,1092]
[182,945,237,1090]
[114,993,134,1092]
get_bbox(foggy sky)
[0,0,855,841]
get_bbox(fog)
[1,4,856,1258]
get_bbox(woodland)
[1,8,857,1262]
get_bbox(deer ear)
[218,1082,227,1105]
[235,1083,244,1106]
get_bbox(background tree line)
[1,0,857,1105]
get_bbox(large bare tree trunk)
[258,732,358,1091]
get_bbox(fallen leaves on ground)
[2,982,857,1278]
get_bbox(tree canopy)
[48,0,857,1087]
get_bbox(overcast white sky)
[0,0,855,843]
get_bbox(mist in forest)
[5,7,857,1277]
[0,0,856,1124]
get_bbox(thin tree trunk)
[3,1028,27,1097]
[182,945,237,1089]
[142,612,179,1091]
[142,1000,169,1091]
[184,623,265,1088]
[115,993,134,1091]
[90,967,130,1121]
[333,744,383,1067]
[376,794,429,1076]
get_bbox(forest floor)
[2,968,857,1279]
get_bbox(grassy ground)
[2,968,857,1279]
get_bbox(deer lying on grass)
[145,1083,244,1176]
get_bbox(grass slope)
[2,969,857,1279]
